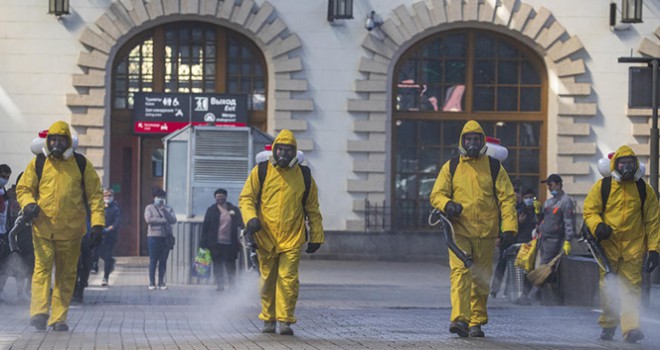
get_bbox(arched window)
[112,22,267,129]
[393,29,547,229]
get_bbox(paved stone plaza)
[1,258,659,349]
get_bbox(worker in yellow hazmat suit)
[239,129,324,336]
[17,121,104,332]
[583,145,660,343]
[430,120,517,338]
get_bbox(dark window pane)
[418,173,438,199]
[445,60,466,84]
[475,34,495,58]
[520,87,541,111]
[423,85,443,112]
[397,120,416,145]
[497,60,518,84]
[502,148,517,173]
[419,147,440,174]
[498,40,517,58]
[521,61,541,85]
[422,39,443,57]
[497,87,518,111]
[474,59,495,84]
[420,121,440,145]
[444,34,466,57]
[420,60,443,84]
[496,122,517,146]
[396,84,421,111]
[398,59,417,82]
[519,122,540,146]
[442,121,463,146]
[397,147,418,172]
[519,149,540,173]
[474,86,494,111]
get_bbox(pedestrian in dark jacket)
[92,188,121,287]
[201,188,244,291]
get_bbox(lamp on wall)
[365,11,383,31]
[327,0,353,22]
[49,0,70,18]
[620,0,643,23]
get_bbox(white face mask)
[104,196,113,204]
[154,197,166,206]
[523,198,534,206]
[0,178,7,187]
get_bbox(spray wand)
[429,208,473,268]
[579,223,614,275]
[239,228,260,273]
[8,211,31,253]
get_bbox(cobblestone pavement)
[1,257,659,349]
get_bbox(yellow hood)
[610,145,637,172]
[47,120,73,146]
[272,129,297,151]
[458,120,486,156]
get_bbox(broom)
[527,252,563,286]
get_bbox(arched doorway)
[391,29,547,229]
[110,22,267,256]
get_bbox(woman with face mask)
[144,187,176,290]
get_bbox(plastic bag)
[191,248,212,279]
[515,238,537,272]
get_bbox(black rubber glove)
[645,251,659,273]
[444,201,463,218]
[595,223,613,241]
[500,231,515,249]
[89,225,104,249]
[247,218,261,233]
[306,242,321,254]
[23,203,40,220]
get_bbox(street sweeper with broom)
[430,120,517,338]
[582,145,660,343]
[528,174,576,304]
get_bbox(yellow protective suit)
[583,145,660,336]
[430,120,517,327]
[17,121,104,326]
[239,129,324,323]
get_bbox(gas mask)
[47,134,69,159]
[461,133,484,158]
[616,156,637,181]
[272,143,297,168]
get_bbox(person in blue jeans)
[144,187,176,290]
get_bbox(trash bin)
[505,243,526,302]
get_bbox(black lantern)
[621,0,643,23]
[328,0,353,22]
[49,0,70,17]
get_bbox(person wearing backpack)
[16,121,105,332]
[430,120,518,338]
[239,129,324,336]
[583,145,660,343]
